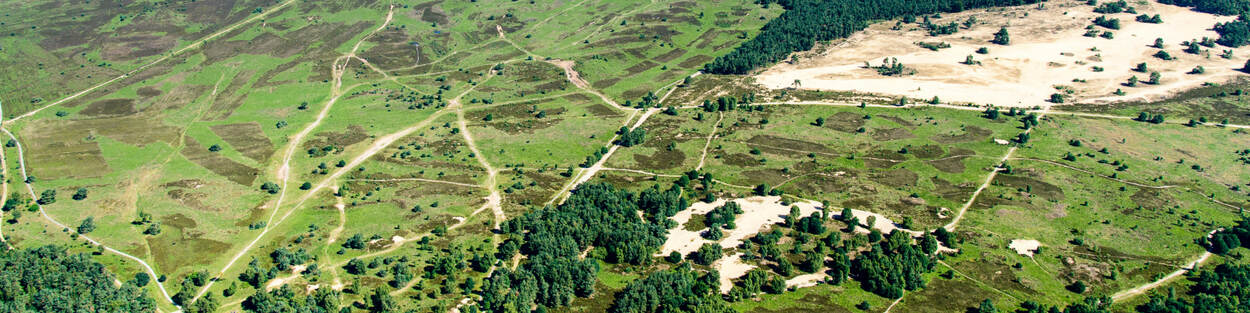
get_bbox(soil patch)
[180,137,259,186]
[79,98,137,117]
[211,122,275,163]
[994,174,1064,201]
[931,126,992,144]
[823,111,865,133]
[911,144,944,159]
[870,127,914,141]
[870,168,918,187]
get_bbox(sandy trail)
[345,177,482,188]
[695,112,724,170]
[550,108,660,204]
[1111,229,1220,301]
[547,59,630,112]
[1010,157,1177,189]
[943,106,1050,231]
[455,109,505,230]
[0,129,7,249]
[192,5,395,302]
[1,128,178,307]
[755,0,1243,108]
[6,0,299,124]
[252,65,496,295]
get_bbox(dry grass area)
[756,0,1243,107]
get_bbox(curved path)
[1111,229,1220,301]
[2,128,178,307]
[191,5,396,302]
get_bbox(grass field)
[2,0,1248,312]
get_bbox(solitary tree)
[77,217,96,234]
[1049,93,1065,103]
[72,188,88,201]
[979,299,998,313]
[991,27,1010,45]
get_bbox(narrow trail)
[529,0,591,34]
[1111,229,1220,301]
[745,101,1250,130]
[5,0,299,124]
[1009,157,1178,189]
[1049,110,1250,129]
[345,177,481,188]
[568,0,657,48]
[1,128,178,307]
[191,5,395,301]
[325,186,348,245]
[656,72,699,105]
[695,112,725,171]
[246,66,497,295]
[542,71,694,204]
[938,260,1020,301]
[941,108,1050,231]
[695,112,724,170]
[455,109,505,230]
[324,187,347,292]
[0,128,8,249]
[599,167,681,178]
[549,108,660,205]
[883,295,905,313]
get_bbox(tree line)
[703,0,1043,74]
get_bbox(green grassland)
[2,0,1249,312]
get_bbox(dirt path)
[1010,157,1178,189]
[883,295,905,313]
[345,177,482,188]
[529,0,592,35]
[942,107,1050,231]
[1,127,178,307]
[455,109,505,230]
[1049,110,1250,129]
[547,58,631,112]
[6,0,299,124]
[0,135,7,248]
[695,113,723,170]
[550,108,660,204]
[192,5,395,302]
[568,0,657,48]
[242,66,496,297]
[745,101,1250,130]
[1111,229,1220,301]
[598,167,681,178]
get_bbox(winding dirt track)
[2,127,178,306]
[191,5,397,302]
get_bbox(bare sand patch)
[785,272,828,289]
[659,196,935,293]
[660,196,822,257]
[1009,239,1042,256]
[756,0,1244,107]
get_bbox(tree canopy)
[0,245,157,312]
